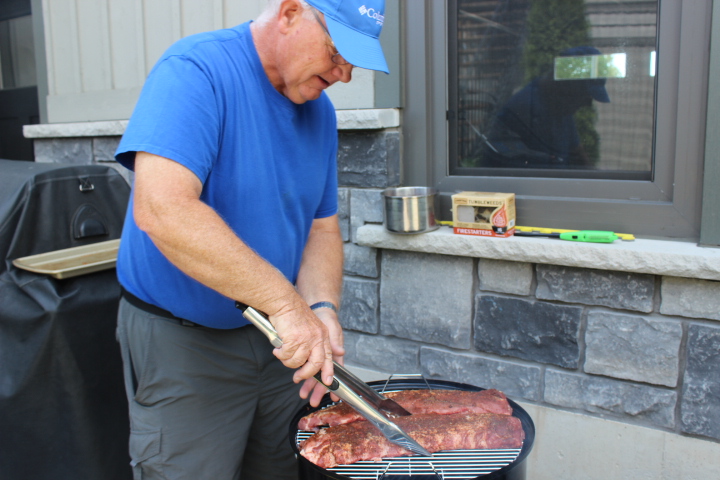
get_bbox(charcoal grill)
[290,378,535,480]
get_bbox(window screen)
[449,0,657,180]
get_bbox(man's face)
[278,8,353,104]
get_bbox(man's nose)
[332,63,353,83]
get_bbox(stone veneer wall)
[31,126,720,453]
[334,162,720,449]
[340,232,720,443]
[34,136,131,182]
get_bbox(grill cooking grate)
[295,430,522,479]
[292,379,533,480]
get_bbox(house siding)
[37,1,399,123]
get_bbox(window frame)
[402,0,713,241]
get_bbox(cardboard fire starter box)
[451,192,516,237]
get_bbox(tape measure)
[515,225,635,241]
[436,221,635,241]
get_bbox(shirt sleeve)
[115,55,221,185]
[314,103,339,219]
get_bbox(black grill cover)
[0,159,132,479]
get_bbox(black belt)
[121,287,200,327]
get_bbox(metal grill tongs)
[236,303,431,457]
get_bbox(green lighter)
[514,230,619,243]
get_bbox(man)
[482,46,610,169]
[114,1,389,478]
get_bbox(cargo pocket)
[129,429,162,479]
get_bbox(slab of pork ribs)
[300,412,525,469]
[298,388,513,431]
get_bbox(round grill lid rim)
[290,378,535,480]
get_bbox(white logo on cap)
[358,5,384,25]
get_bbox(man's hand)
[269,303,337,390]
[297,307,345,407]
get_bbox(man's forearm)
[295,214,345,404]
[295,215,344,309]
[133,152,303,316]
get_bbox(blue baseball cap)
[307,0,389,74]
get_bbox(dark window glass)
[0,15,36,90]
[449,0,658,180]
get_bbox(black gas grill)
[0,159,131,479]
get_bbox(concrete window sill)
[356,224,720,281]
[22,109,401,139]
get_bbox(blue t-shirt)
[115,22,338,329]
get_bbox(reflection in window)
[649,51,656,77]
[450,0,658,179]
[0,15,37,90]
[554,53,626,80]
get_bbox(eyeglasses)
[310,8,350,66]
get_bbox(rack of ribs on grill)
[300,412,525,469]
[298,388,513,431]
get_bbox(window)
[450,1,655,180]
[0,1,39,161]
[402,0,713,240]
[0,14,36,90]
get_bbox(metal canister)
[382,186,439,234]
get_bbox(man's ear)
[277,0,304,34]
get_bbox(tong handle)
[238,305,406,406]
[238,302,372,391]
[239,303,283,348]
[236,302,430,456]
[238,303,342,389]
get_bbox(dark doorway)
[0,0,38,161]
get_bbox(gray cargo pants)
[116,297,307,480]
